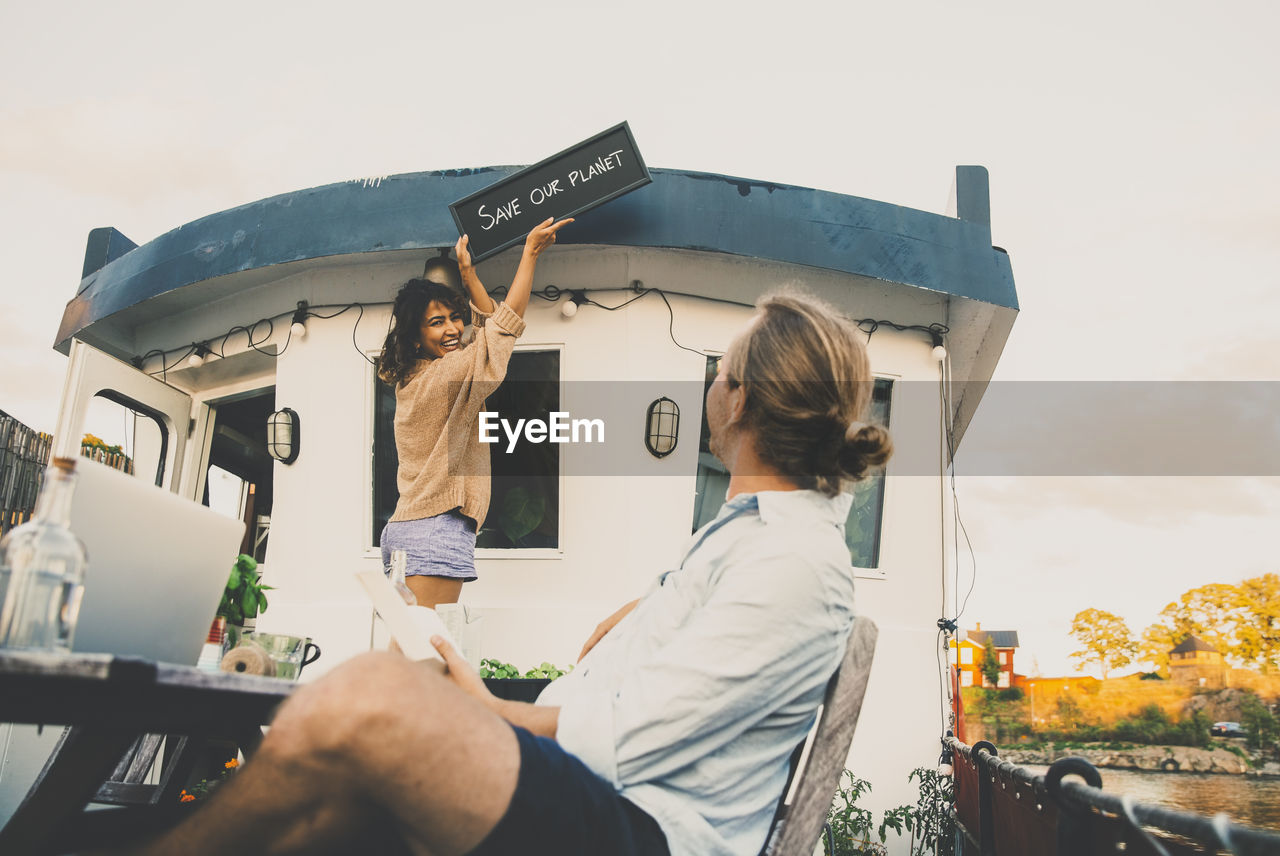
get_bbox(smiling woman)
[372,218,572,608]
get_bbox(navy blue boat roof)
[57,166,1017,350]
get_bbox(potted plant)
[479,659,572,703]
[217,554,274,646]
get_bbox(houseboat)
[12,164,1018,839]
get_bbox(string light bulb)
[290,300,309,339]
[187,343,211,368]
[561,290,587,319]
[930,330,947,363]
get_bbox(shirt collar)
[750,489,853,527]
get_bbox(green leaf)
[236,554,258,574]
[241,587,259,619]
[257,590,269,612]
[226,567,242,591]
[498,486,545,544]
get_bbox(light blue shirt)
[539,489,857,856]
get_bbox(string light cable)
[132,300,381,379]
[126,281,952,393]
[932,332,980,736]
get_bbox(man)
[131,292,891,856]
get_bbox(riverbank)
[999,743,1263,775]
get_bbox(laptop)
[68,459,246,665]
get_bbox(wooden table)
[0,650,296,854]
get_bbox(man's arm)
[431,635,560,739]
[578,598,640,662]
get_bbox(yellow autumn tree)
[1069,608,1136,679]
[1234,573,1280,672]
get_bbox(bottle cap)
[51,457,77,472]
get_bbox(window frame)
[366,342,566,560]
[690,355,896,577]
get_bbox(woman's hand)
[454,234,474,271]
[523,217,574,259]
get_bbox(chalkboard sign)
[449,122,651,261]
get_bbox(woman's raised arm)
[455,217,573,319]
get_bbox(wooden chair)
[760,616,879,856]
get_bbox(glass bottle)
[388,549,416,606]
[0,457,89,652]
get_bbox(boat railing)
[946,735,1280,856]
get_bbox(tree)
[979,637,1001,688]
[1240,692,1279,755]
[1234,574,1280,672]
[1069,608,1135,679]
[1138,622,1178,675]
[1163,583,1243,662]
[1141,576,1280,671]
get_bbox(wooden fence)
[0,410,53,536]
[0,412,135,536]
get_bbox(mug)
[246,632,322,680]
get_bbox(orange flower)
[180,792,195,803]
[225,758,240,769]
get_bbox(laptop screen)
[68,460,245,665]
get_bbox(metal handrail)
[946,735,1280,856]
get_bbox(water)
[1026,765,1280,831]
[0,567,80,651]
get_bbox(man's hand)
[578,599,639,662]
[523,217,574,259]
[432,635,494,707]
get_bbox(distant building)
[953,623,1021,688]
[1168,635,1228,689]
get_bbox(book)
[354,568,459,663]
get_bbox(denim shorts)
[468,725,670,856]
[380,509,478,581]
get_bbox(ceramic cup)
[246,632,321,680]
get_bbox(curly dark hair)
[377,279,471,387]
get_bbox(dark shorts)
[468,725,670,856]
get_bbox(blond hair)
[723,291,893,496]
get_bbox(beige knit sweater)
[389,301,526,527]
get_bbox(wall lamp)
[267,407,300,464]
[423,248,462,292]
[644,397,680,458]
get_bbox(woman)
[377,216,572,607]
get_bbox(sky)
[1,1,1277,678]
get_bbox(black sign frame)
[449,122,651,262]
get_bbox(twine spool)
[220,641,277,676]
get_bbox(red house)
[952,623,1020,689]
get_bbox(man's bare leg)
[130,651,519,856]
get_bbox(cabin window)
[691,356,893,569]
[81,393,166,484]
[961,671,973,687]
[372,350,561,550]
[960,647,973,665]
